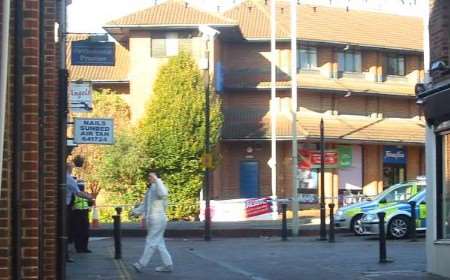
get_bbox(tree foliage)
[138,52,223,220]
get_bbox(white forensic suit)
[132,178,173,270]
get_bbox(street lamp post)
[198,25,219,242]
[290,0,300,236]
[319,118,327,240]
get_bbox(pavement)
[67,234,449,280]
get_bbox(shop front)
[418,84,450,278]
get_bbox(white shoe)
[155,265,173,272]
[132,262,142,273]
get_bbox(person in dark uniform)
[71,181,92,253]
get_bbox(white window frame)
[387,54,405,76]
[337,51,362,73]
[298,47,318,71]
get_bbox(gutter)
[39,0,46,277]
[57,0,68,279]
[0,0,11,196]
[243,38,423,54]
[13,0,24,278]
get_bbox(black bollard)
[113,207,122,259]
[281,203,288,241]
[377,212,391,263]
[409,201,417,242]
[328,203,335,243]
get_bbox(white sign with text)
[69,82,92,112]
[74,118,114,144]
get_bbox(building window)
[151,38,166,58]
[337,51,362,72]
[298,47,317,70]
[151,32,182,58]
[387,54,405,76]
[442,133,450,239]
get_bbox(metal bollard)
[377,212,391,263]
[113,207,122,259]
[281,203,288,241]
[328,203,335,243]
[409,201,417,242]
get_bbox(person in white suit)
[131,172,173,273]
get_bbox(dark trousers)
[72,209,90,252]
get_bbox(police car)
[361,189,426,239]
[334,178,426,235]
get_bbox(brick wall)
[429,0,450,81]
[0,0,60,279]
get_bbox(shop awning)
[418,83,450,126]
[222,109,425,145]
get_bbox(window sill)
[340,72,364,79]
[385,75,408,82]
[434,240,450,245]
[298,69,320,75]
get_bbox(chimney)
[185,2,188,8]
[313,6,317,12]
[248,6,252,12]
[217,5,221,12]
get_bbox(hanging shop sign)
[299,148,354,169]
[337,146,353,168]
[299,149,339,169]
[69,82,92,112]
[74,118,114,144]
[71,41,115,66]
[383,146,407,165]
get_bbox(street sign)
[200,153,213,169]
[71,41,115,66]
[69,82,92,112]
[74,118,114,144]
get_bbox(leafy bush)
[138,52,222,220]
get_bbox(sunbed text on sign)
[74,118,114,144]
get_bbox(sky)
[67,0,424,34]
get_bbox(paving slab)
[67,235,450,280]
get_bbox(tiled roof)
[222,109,425,144]
[67,34,129,82]
[225,72,416,97]
[224,0,423,51]
[104,0,236,27]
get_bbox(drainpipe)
[13,0,24,278]
[57,0,68,278]
[0,0,11,196]
[38,0,46,278]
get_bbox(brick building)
[69,1,425,209]
[418,0,450,278]
[0,0,64,279]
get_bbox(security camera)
[415,83,427,96]
[431,60,448,72]
[198,25,220,39]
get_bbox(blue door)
[240,161,260,198]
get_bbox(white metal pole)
[0,0,12,197]
[423,0,431,84]
[291,0,300,236]
[270,0,278,219]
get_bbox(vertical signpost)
[319,118,327,240]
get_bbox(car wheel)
[388,216,409,239]
[351,215,365,236]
